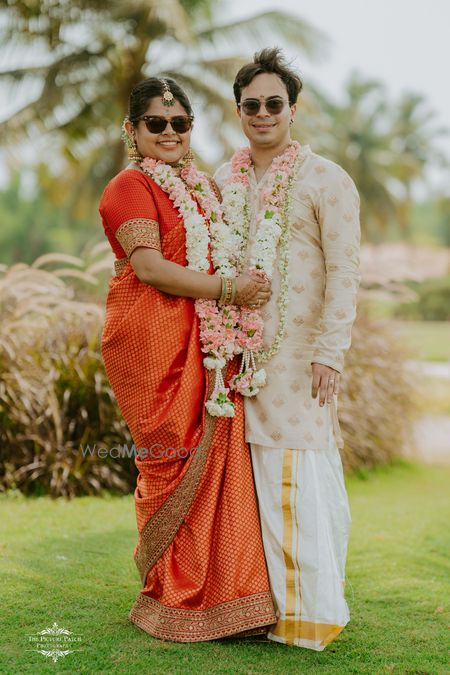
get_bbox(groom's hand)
[235,272,271,307]
[311,363,340,406]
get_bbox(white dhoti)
[250,432,351,651]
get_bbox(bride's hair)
[128,77,193,124]
[233,47,303,106]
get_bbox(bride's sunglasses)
[139,115,194,134]
[238,96,288,116]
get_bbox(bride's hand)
[234,272,271,308]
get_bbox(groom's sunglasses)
[238,96,288,116]
[138,115,194,134]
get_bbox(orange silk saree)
[99,168,276,641]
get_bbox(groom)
[215,48,361,651]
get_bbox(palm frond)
[198,10,329,60]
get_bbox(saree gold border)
[270,619,345,647]
[129,591,276,643]
[134,366,222,587]
[114,257,129,275]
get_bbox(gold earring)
[179,149,195,168]
[127,139,143,163]
[121,117,143,163]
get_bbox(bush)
[0,257,416,496]
[0,256,135,498]
[339,311,417,472]
[393,276,450,321]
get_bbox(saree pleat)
[100,171,276,641]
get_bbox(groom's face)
[237,73,296,150]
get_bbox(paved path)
[411,416,450,465]
[406,360,450,380]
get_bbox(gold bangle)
[230,278,237,305]
[224,278,233,304]
[219,277,233,305]
[219,277,227,304]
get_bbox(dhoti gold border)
[280,448,302,642]
[134,367,219,587]
[129,591,276,642]
[270,619,345,647]
[270,447,347,649]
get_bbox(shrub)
[0,257,416,496]
[393,276,450,321]
[0,255,135,498]
[339,311,416,472]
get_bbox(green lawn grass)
[1,462,449,674]
[357,311,450,362]
[386,320,450,362]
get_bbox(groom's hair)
[233,47,303,106]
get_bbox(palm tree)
[307,74,447,240]
[0,0,327,200]
[388,93,448,233]
[308,76,399,239]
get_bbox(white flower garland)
[140,157,239,417]
[139,142,301,417]
[221,142,302,364]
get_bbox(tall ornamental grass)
[340,310,416,472]
[0,251,134,498]
[0,255,415,497]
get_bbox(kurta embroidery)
[215,145,361,450]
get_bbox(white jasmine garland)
[141,156,238,417]
[221,142,302,365]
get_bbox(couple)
[99,47,360,651]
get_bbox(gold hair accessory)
[161,79,175,107]
[121,117,143,163]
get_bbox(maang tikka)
[161,79,175,107]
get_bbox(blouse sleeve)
[99,169,161,257]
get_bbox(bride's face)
[132,97,192,165]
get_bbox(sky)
[217,0,449,187]
[219,0,449,124]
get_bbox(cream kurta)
[214,145,361,450]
